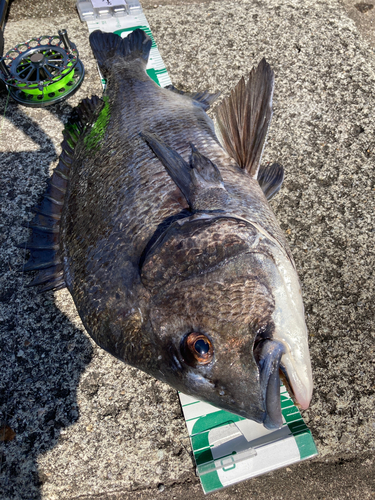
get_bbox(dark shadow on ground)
[0,95,93,499]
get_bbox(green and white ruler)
[77,1,318,493]
[180,385,317,494]
[77,0,171,87]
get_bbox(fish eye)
[181,332,214,366]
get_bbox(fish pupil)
[195,339,209,355]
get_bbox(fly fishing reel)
[0,29,84,107]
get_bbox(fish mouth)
[253,336,312,429]
[253,338,285,429]
[251,237,313,426]
[278,351,312,411]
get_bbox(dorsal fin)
[215,58,274,178]
[165,85,220,111]
[258,163,284,200]
[22,96,100,292]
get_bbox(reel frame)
[0,29,84,107]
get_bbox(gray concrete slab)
[340,0,375,48]
[0,0,375,499]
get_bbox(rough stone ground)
[0,0,374,499]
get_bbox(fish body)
[24,30,312,429]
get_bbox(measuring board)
[180,385,317,494]
[77,0,318,493]
[77,0,171,87]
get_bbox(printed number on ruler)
[91,0,126,7]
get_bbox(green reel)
[0,29,84,107]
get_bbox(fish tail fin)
[89,29,152,75]
[21,96,100,293]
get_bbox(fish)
[23,29,313,429]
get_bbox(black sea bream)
[24,29,313,429]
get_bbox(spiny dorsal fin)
[258,163,284,200]
[141,132,228,211]
[22,96,100,292]
[165,85,220,111]
[89,29,152,77]
[215,58,274,178]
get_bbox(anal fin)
[215,58,274,178]
[258,163,284,200]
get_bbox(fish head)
[141,215,312,429]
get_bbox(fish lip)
[279,353,313,410]
[254,338,285,430]
[279,364,295,401]
[253,332,312,428]
[255,338,312,424]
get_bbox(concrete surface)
[0,0,375,499]
[340,0,375,47]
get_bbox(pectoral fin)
[141,132,228,211]
[215,58,274,178]
[140,131,193,204]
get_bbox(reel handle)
[58,29,73,53]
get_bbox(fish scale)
[23,28,313,430]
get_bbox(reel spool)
[0,29,84,107]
